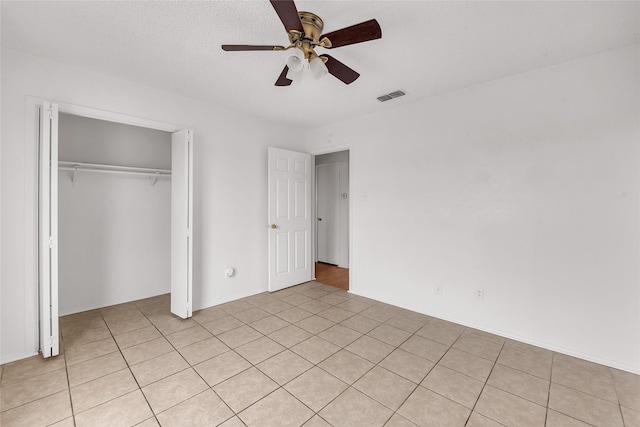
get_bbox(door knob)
[270,224,278,229]
[317,218,322,221]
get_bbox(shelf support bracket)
[72,165,79,187]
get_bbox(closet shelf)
[59,161,171,186]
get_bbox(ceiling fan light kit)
[221,0,382,86]
[285,48,305,72]
[309,56,328,79]
[285,61,304,82]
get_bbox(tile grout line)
[220,325,334,421]
[548,358,627,407]
[546,352,619,426]
[146,294,528,427]
[196,287,386,425]
[360,320,438,420]
[137,302,241,425]
[460,336,504,426]
[405,324,476,424]
[309,315,442,427]
[322,309,466,425]
[107,303,162,425]
[545,351,556,427]
[135,299,192,425]
[286,301,427,424]
[61,325,78,427]
[607,364,628,426]
[8,284,636,427]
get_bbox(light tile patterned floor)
[1,281,639,426]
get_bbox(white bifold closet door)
[38,102,194,358]
[170,129,193,319]
[39,102,59,357]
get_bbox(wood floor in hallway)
[315,262,349,291]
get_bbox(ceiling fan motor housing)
[289,12,329,60]
[297,12,323,42]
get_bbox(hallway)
[315,263,349,291]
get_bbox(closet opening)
[57,113,172,316]
[35,99,193,358]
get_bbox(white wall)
[0,49,304,363]
[304,46,640,373]
[315,151,350,268]
[58,114,172,315]
[59,113,172,168]
[2,45,638,373]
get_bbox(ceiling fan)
[221,0,382,86]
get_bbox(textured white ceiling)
[2,1,639,128]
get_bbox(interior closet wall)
[58,113,172,315]
[316,151,349,268]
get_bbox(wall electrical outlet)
[476,289,484,300]
[435,285,443,295]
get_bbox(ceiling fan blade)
[269,0,304,33]
[275,66,293,86]
[321,19,382,49]
[323,55,360,85]
[222,45,285,51]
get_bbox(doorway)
[315,150,349,290]
[266,147,351,293]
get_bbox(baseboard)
[59,290,171,316]
[0,351,39,366]
[194,287,267,312]
[349,288,640,375]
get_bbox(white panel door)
[171,129,193,318]
[268,147,312,292]
[316,163,341,265]
[39,102,59,357]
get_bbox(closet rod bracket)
[72,165,79,187]
[150,171,160,186]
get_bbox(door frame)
[26,97,193,356]
[310,145,352,287]
[267,147,313,292]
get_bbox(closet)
[36,101,192,358]
[57,113,172,315]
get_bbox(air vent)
[377,90,406,102]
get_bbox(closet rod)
[58,161,171,186]
[59,161,171,175]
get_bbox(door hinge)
[47,107,54,120]
[187,228,192,238]
[48,236,54,248]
